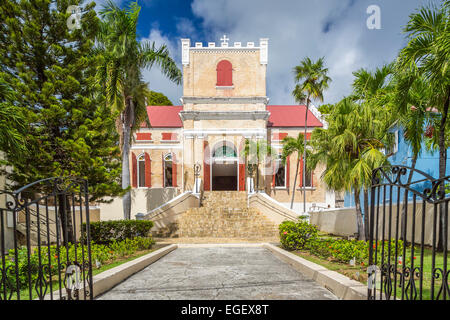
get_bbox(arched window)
[216,60,233,86]
[163,153,173,188]
[274,155,286,188]
[137,154,146,188]
[213,145,237,158]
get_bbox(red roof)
[143,105,323,128]
[145,106,183,128]
[267,105,323,127]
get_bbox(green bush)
[4,236,155,290]
[279,218,404,266]
[84,220,154,245]
[279,218,319,250]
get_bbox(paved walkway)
[97,246,337,300]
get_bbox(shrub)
[279,218,319,250]
[84,220,154,245]
[4,236,155,290]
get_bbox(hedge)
[83,220,154,245]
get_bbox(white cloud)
[188,0,438,105]
[95,0,441,106]
[140,29,183,105]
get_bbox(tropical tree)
[397,0,450,250]
[0,0,124,243]
[0,78,27,156]
[147,90,173,106]
[310,97,388,240]
[281,133,312,210]
[292,57,331,213]
[243,139,276,192]
[389,72,437,239]
[96,1,182,219]
[351,64,395,226]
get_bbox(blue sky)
[93,0,442,106]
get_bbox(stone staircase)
[168,191,279,239]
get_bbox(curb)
[263,243,367,300]
[42,244,177,300]
[93,244,177,298]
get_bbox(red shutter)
[273,132,288,141]
[204,141,210,191]
[136,133,152,140]
[286,156,290,188]
[131,153,137,188]
[311,170,314,188]
[172,153,177,187]
[239,163,246,191]
[216,60,232,86]
[145,152,151,188]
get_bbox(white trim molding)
[179,110,270,121]
[180,96,269,105]
[131,144,182,150]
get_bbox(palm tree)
[243,139,275,192]
[351,64,394,234]
[397,1,450,250]
[96,1,182,219]
[391,69,438,240]
[292,57,331,213]
[281,133,311,210]
[309,97,388,240]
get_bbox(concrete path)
[96,247,337,300]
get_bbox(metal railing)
[368,165,449,300]
[0,177,93,300]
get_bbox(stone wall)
[309,201,450,247]
[309,208,358,237]
[98,187,180,221]
[183,48,266,97]
[144,192,200,236]
[248,192,298,225]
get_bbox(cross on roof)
[220,34,229,46]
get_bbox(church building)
[101,36,335,221]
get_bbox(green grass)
[289,245,449,300]
[4,247,159,300]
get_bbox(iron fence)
[0,177,93,300]
[368,165,449,300]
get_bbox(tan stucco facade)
[100,37,334,220]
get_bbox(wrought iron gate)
[0,177,93,300]
[368,166,449,300]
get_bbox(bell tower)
[179,36,270,192]
[180,36,269,100]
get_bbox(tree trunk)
[290,158,300,210]
[355,188,365,240]
[363,187,369,241]
[436,86,450,252]
[122,99,133,220]
[303,98,310,213]
[58,193,74,244]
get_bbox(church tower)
[179,36,271,192]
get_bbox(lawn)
[289,244,449,300]
[4,244,166,300]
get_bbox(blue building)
[344,122,450,208]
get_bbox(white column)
[181,38,190,66]
[259,38,269,65]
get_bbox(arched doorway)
[211,141,238,191]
